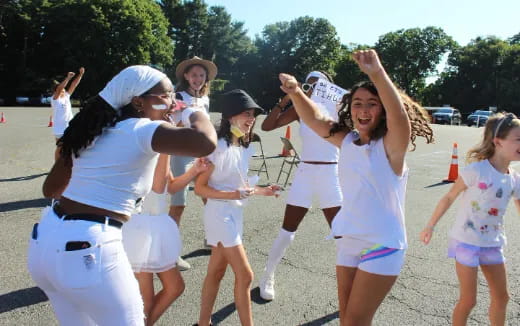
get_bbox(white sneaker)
[259,273,275,301]
[177,257,191,271]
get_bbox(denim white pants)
[27,207,144,325]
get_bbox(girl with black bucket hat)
[194,90,281,326]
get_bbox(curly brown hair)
[328,81,434,150]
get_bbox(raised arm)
[67,67,85,96]
[261,95,299,131]
[152,111,217,157]
[354,50,411,160]
[52,72,75,100]
[279,74,347,147]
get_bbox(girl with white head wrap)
[28,65,216,325]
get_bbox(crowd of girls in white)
[29,49,520,326]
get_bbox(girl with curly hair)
[278,49,433,325]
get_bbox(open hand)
[67,72,76,78]
[279,73,299,94]
[352,50,383,77]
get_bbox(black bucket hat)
[217,89,264,119]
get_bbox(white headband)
[305,71,328,82]
[99,65,167,112]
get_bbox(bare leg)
[169,205,185,226]
[452,262,478,326]
[198,244,228,326]
[336,266,357,325]
[134,272,154,324]
[344,270,397,326]
[221,244,254,326]
[481,263,509,326]
[281,204,308,232]
[147,268,185,326]
[322,206,341,228]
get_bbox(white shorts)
[122,213,182,273]
[286,163,342,209]
[204,200,244,248]
[335,236,405,276]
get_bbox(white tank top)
[141,191,169,216]
[298,102,339,162]
[331,132,408,249]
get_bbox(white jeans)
[27,207,144,325]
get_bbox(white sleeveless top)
[51,92,73,135]
[141,191,170,216]
[299,102,339,162]
[331,132,408,249]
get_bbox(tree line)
[1,0,519,114]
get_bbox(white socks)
[264,228,295,276]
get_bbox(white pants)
[286,163,342,209]
[27,207,144,325]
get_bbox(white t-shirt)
[62,118,164,215]
[173,91,210,127]
[449,159,520,247]
[51,92,73,136]
[331,132,409,249]
[207,138,255,206]
[299,102,339,162]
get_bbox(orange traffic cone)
[0,112,5,123]
[280,125,291,156]
[48,115,53,127]
[444,143,458,182]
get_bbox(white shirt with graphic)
[449,159,520,247]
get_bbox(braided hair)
[57,95,140,161]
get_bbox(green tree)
[3,0,173,99]
[247,16,341,107]
[375,27,456,97]
[333,44,371,90]
[421,37,520,114]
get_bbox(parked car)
[15,96,30,105]
[432,108,462,125]
[466,110,493,127]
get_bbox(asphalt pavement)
[1,107,520,325]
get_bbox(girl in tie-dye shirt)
[420,112,520,326]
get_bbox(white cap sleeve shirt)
[206,139,255,206]
[62,118,164,216]
[51,92,73,136]
[331,132,409,249]
[449,159,520,247]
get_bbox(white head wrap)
[99,65,167,112]
[305,71,328,82]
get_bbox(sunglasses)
[301,82,316,93]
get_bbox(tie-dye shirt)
[449,159,520,247]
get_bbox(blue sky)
[205,0,519,46]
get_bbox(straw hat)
[175,56,218,82]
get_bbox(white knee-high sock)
[264,228,295,277]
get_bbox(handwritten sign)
[310,78,348,106]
